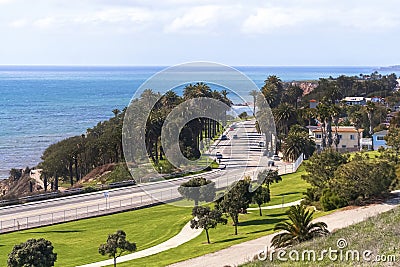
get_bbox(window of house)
[338,135,343,139]
[342,145,347,148]
[377,136,385,141]
[350,135,355,140]
[316,134,322,139]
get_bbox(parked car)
[272,155,280,161]
[216,152,223,159]
[233,134,238,139]
[221,135,228,140]
[258,141,265,147]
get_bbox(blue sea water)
[0,65,398,178]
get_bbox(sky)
[0,0,399,66]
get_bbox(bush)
[320,190,347,211]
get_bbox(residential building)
[311,126,363,152]
[372,130,388,150]
[343,97,366,106]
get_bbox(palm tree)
[273,103,297,137]
[350,110,363,149]
[330,105,341,151]
[365,101,376,136]
[282,131,315,161]
[249,90,258,116]
[271,204,329,248]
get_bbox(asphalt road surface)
[0,120,286,232]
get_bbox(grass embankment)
[242,206,400,267]
[266,165,309,206]
[0,165,311,267]
[115,207,330,267]
[0,205,191,267]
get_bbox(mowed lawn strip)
[115,208,332,267]
[0,204,191,267]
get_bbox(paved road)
[1,120,291,233]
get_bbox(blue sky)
[0,0,399,66]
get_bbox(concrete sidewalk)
[76,221,203,267]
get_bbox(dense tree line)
[256,71,398,159]
[39,83,232,188]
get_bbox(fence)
[0,170,244,234]
[0,155,305,234]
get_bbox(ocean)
[0,65,398,178]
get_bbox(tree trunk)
[74,157,79,181]
[258,205,262,216]
[194,199,199,207]
[205,228,210,244]
[113,256,117,267]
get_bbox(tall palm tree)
[282,131,315,161]
[271,204,329,248]
[330,105,341,151]
[273,103,297,137]
[249,90,258,116]
[365,101,376,136]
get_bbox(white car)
[272,155,280,161]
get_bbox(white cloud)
[9,19,27,28]
[73,8,153,25]
[164,5,224,33]
[242,7,319,34]
[33,17,56,29]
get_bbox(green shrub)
[320,189,347,211]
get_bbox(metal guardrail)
[0,156,304,233]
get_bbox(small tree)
[238,112,248,120]
[252,186,270,216]
[8,238,57,267]
[178,177,216,206]
[218,180,252,235]
[99,230,136,267]
[190,206,227,244]
[385,127,400,163]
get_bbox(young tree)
[331,156,396,202]
[178,177,216,206]
[8,238,57,267]
[252,185,270,216]
[99,230,136,267]
[271,204,329,248]
[190,206,227,244]
[301,149,348,200]
[218,180,252,235]
[385,127,400,163]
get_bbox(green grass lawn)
[114,207,331,267]
[248,165,309,209]
[0,165,313,267]
[0,205,191,267]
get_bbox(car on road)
[258,141,265,147]
[272,155,280,161]
[221,135,228,140]
[233,134,238,139]
[216,152,223,159]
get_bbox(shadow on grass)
[24,230,85,234]
[213,236,246,244]
[239,218,283,227]
[275,191,301,196]
[265,212,287,217]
